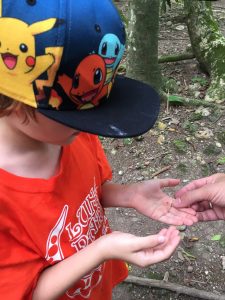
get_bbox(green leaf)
[211,234,221,241]
[191,76,208,87]
[182,249,196,260]
[168,95,184,106]
[217,157,225,165]
[123,138,133,146]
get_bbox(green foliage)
[217,132,225,145]
[217,157,225,165]
[201,163,215,177]
[177,163,188,173]
[211,234,225,248]
[147,271,163,280]
[123,138,133,146]
[162,77,179,93]
[168,95,184,105]
[209,109,222,123]
[173,139,187,153]
[189,112,203,122]
[219,236,225,248]
[191,76,208,87]
[182,121,198,134]
[211,234,221,241]
[203,144,221,156]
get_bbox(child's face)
[10,110,80,145]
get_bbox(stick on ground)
[125,275,225,300]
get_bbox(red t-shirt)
[0,133,128,300]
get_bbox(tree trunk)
[126,0,162,93]
[184,0,225,103]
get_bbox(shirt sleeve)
[0,216,46,300]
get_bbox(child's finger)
[158,228,168,236]
[176,207,196,216]
[136,234,166,250]
[151,234,180,263]
[159,178,181,188]
[153,227,178,250]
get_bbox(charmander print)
[57,54,108,110]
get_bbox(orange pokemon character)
[57,54,107,109]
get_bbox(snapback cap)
[0,0,160,138]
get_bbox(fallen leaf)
[157,135,165,144]
[195,128,213,139]
[158,122,167,131]
[211,234,221,241]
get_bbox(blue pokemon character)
[98,33,125,84]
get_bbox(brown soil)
[104,1,225,299]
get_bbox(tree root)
[181,98,225,109]
[158,52,195,64]
[125,275,225,300]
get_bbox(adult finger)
[175,177,210,198]
[197,210,219,221]
[173,186,211,208]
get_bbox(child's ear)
[29,18,57,36]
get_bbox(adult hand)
[174,173,225,221]
[101,226,180,267]
[130,179,197,225]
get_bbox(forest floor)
[103,1,225,299]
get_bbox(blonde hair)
[0,94,36,122]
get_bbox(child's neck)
[0,117,62,179]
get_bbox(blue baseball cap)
[0,0,160,138]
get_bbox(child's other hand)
[130,179,197,226]
[100,227,180,267]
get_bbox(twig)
[190,279,207,285]
[166,90,170,114]
[151,165,171,178]
[149,152,171,161]
[125,275,225,300]
[186,139,197,151]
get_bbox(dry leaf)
[157,135,165,144]
[158,122,167,131]
[195,128,213,139]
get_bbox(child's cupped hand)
[100,226,180,267]
[129,179,197,226]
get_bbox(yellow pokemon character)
[0,17,57,107]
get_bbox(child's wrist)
[95,234,115,261]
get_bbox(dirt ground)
[103,1,225,299]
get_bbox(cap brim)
[38,76,160,138]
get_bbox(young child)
[0,0,197,299]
